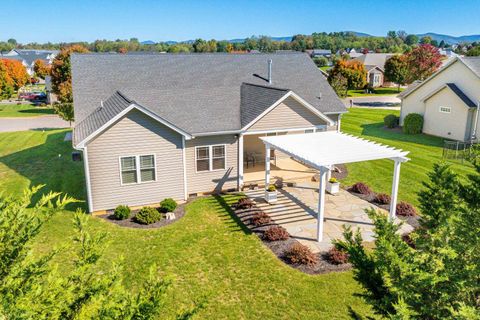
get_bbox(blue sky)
[1,0,479,43]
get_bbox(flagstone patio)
[245,182,413,252]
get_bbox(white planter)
[265,190,278,203]
[326,182,340,195]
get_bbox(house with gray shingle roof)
[399,56,480,142]
[71,52,347,213]
[352,53,397,87]
[0,49,58,76]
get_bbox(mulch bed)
[232,200,352,275]
[97,203,186,229]
[345,188,420,228]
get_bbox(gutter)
[471,101,480,143]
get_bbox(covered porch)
[260,131,410,243]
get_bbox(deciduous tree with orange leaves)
[0,61,15,99]
[33,59,51,79]
[51,45,89,103]
[327,60,367,97]
[0,59,29,90]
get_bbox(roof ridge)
[242,82,290,91]
[114,90,133,103]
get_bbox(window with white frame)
[196,145,226,172]
[439,106,451,113]
[120,155,156,184]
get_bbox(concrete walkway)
[245,181,413,252]
[0,115,70,132]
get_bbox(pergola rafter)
[260,131,409,242]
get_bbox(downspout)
[471,101,479,143]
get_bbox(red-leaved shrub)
[263,226,289,241]
[284,243,317,266]
[349,182,372,195]
[374,193,391,205]
[326,247,349,265]
[251,211,271,226]
[396,201,417,217]
[236,198,255,210]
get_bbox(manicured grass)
[0,103,54,117]
[0,129,373,319]
[341,108,475,206]
[347,87,404,97]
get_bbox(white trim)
[191,130,241,137]
[194,144,227,173]
[83,146,94,213]
[243,125,327,136]
[76,103,192,148]
[240,91,334,131]
[238,134,244,189]
[119,154,157,185]
[182,137,188,200]
[337,114,342,132]
[316,168,327,241]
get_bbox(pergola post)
[238,134,244,190]
[389,159,402,220]
[316,167,327,242]
[265,144,271,188]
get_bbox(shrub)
[329,177,338,183]
[313,56,328,67]
[159,198,177,213]
[403,113,424,134]
[396,201,417,217]
[374,193,391,205]
[134,207,162,225]
[284,243,317,266]
[236,198,255,210]
[263,226,289,241]
[349,182,372,195]
[113,205,131,220]
[326,247,349,265]
[384,114,399,128]
[402,233,416,248]
[251,211,271,226]
[267,184,276,192]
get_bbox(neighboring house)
[352,53,396,87]
[398,56,480,142]
[71,53,347,213]
[44,75,57,104]
[311,49,332,58]
[0,49,58,76]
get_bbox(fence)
[442,141,475,162]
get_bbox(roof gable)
[422,83,477,108]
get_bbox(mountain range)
[141,32,480,46]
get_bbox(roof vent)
[319,92,322,99]
[267,59,272,84]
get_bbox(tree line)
[3,30,476,55]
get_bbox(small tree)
[405,44,443,82]
[313,56,328,67]
[0,58,29,90]
[384,55,408,90]
[335,160,480,319]
[33,59,51,79]
[328,60,367,96]
[329,73,348,98]
[54,102,74,126]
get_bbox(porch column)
[389,159,402,220]
[265,144,271,187]
[326,165,332,181]
[316,167,327,242]
[238,134,244,190]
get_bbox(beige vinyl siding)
[326,113,339,131]
[423,87,471,141]
[248,96,328,131]
[400,60,480,141]
[185,135,238,194]
[87,109,185,212]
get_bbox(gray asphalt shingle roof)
[461,56,480,77]
[72,53,346,144]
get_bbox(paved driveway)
[0,115,70,132]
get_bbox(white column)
[238,134,244,190]
[326,165,332,181]
[316,168,327,242]
[265,144,271,188]
[389,159,402,220]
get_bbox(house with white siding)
[71,53,347,213]
[399,56,480,142]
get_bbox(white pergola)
[260,131,409,242]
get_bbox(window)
[266,132,277,136]
[120,155,156,184]
[196,145,226,172]
[304,129,314,134]
[439,106,451,113]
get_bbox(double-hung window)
[120,155,156,184]
[196,145,226,172]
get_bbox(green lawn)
[0,129,373,319]
[347,87,404,97]
[341,108,475,206]
[0,103,54,117]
